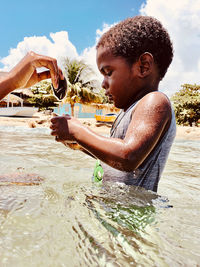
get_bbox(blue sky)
[1,0,200,96]
[0,0,143,58]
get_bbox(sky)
[1,0,200,96]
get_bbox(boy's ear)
[137,52,154,78]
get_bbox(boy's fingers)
[51,113,59,121]
[51,116,59,123]
[55,136,63,142]
[51,114,70,123]
[51,130,58,136]
[49,123,57,130]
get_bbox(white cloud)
[0,31,78,72]
[140,0,200,95]
[81,45,98,75]
[95,23,116,44]
[0,25,113,83]
[80,23,116,81]
[2,2,199,97]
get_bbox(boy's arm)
[61,141,96,158]
[50,92,171,172]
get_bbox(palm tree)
[29,80,58,110]
[62,58,104,116]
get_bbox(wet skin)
[50,47,171,172]
[97,47,146,110]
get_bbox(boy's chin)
[114,101,123,109]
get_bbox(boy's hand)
[63,142,82,150]
[50,114,80,142]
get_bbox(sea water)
[0,126,199,266]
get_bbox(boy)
[50,16,176,192]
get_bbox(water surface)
[0,126,199,266]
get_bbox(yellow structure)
[95,114,117,123]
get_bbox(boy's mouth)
[108,95,113,101]
[106,93,113,101]
[105,91,113,102]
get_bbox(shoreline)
[0,112,200,140]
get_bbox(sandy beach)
[0,111,200,140]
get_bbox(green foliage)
[62,58,105,116]
[65,82,103,104]
[62,58,89,85]
[31,80,52,94]
[28,80,58,110]
[28,94,58,111]
[171,84,200,126]
[98,87,113,104]
[27,60,109,113]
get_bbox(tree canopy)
[171,83,200,126]
[28,80,58,110]
[61,58,105,116]
[27,59,110,113]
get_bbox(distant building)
[54,103,120,118]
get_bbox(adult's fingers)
[32,53,59,89]
[22,69,51,88]
[37,70,51,81]
[37,64,64,85]
[58,67,65,80]
[22,69,38,88]
[52,59,59,88]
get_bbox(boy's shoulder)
[137,91,171,110]
[132,91,172,122]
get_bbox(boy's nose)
[101,78,108,90]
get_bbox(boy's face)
[96,46,142,110]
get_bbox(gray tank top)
[101,95,176,192]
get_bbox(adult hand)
[10,51,64,89]
[0,51,65,100]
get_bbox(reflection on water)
[0,126,200,266]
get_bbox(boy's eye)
[106,70,112,76]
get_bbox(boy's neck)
[123,86,159,111]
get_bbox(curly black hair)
[96,16,173,79]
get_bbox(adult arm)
[50,92,171,171]
[0,51,63,100]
